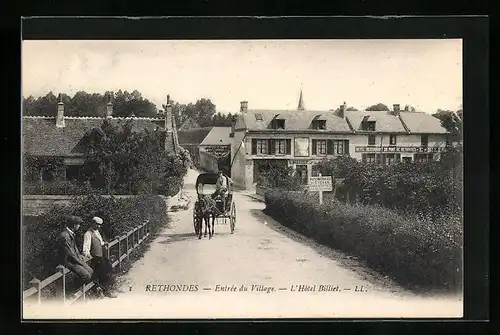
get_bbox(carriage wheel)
[193,210,200,235]
[230,202,236,234]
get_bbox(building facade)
[230,92,451,190]
[198,127,232,175]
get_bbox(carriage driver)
[215,170,233,214]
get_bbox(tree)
[366,103,390,111]
[432,109,463,138]
[404,104,416,112]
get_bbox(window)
[256,139,267,154]
[312,140,327,155]
[386,154,401,165]
[367,121,376,131]
[294,138,310,157]
[313,120,327,130]
[333,140,345,155]
[41,168,54,182]
[375,154,383,165]
[414,153,433,163]
[389,135,397,146]
[402,157,412,163]
[255,113,263,121]
[421,134,429,147]
[368,135,376,146]
[362,153,376,163]
[272,119,285,129]
[275,139,286,154]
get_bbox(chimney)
[56,94,65,128]
[393,104,400,115]
[338,101,347,118]
[106,93,114,118]
[240,101,248,114]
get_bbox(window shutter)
[327,140,333,155]
[312,140,317,155]
[286,139,291,155]
[344,140,349,156]
[251,139,257,155]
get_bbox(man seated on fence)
[83,216,117,299]
[56,216,94,286]
[214,170,233,214]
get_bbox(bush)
[22,194,168,289]
[264,191,462,292]
[259,164,302,191]
[316,152,462,218]
[23,180,104,195]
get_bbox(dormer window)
[365,121,376,131]
[312,120,327,130]
[255,113,263,121]
[271,118,285,130]
[361,116,376,131]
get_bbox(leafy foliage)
[82,119,188,196]
[264,191,462,292]
[259,164,302,191]
[22,90,158,117]
[432,109,463,138]
[315,151,462,219]
[366,103,390,111]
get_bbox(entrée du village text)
[144,284,368,293]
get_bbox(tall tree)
[366,103,390,111]
[432,109,463,138]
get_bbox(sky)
[22,39,462,114]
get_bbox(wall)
[22,193,181,217]
[199,150,219,173]
[230,129,247,189]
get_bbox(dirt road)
[24,169,462,319]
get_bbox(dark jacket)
[56,228,86,266]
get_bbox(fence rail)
[23,220,151,305]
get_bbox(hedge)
[22,194,168,289]
[264,191,462,292]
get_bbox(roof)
[22,116,176,157]
[240,110,352,132]
[398,111,449,134]
[196,172,220,186]
[199,127,232,146]
[177,127,213,145]
[344,110,407,133]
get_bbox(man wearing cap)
[214,170,233,214]
[83,216,116,298]
[56,216,93,285]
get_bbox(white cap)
[92,216,104,224]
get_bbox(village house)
[230,91,451,190]
[22,95,180,188]
[198,127,232,174]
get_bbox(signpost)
[308,173,333,205]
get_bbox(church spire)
[297,89,305,111]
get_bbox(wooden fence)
[23,220,151,305]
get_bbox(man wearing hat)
[83,216,116,298]
[214,169,233,214]
[56,216,93,285]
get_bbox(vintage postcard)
[21,37,464,319]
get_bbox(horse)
[196,194,219,239]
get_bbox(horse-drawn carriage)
[193,172,236,238]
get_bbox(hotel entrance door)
[295,164,308,185]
